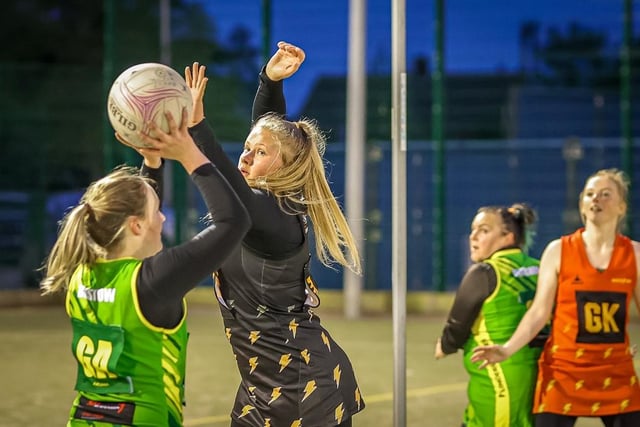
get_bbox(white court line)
[183,382,467,426]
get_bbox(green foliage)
[519,20,640,88]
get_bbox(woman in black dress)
[186,42,365,427]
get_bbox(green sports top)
[65,258,188,427]
[463,248,540,361]
[460,249,542,427]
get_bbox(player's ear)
[127,216,144,236]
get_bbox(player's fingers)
[179,107,189,130]
[198,76,209,92]
[185,66,192,86]
[191,62,200,81]
[138,130,160,147]
[164,111,179,132]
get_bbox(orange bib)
[533,229,640,416]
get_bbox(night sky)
[193,0,637,114]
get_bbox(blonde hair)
[40,166,153,294]
[247,114,361,275]
[579,168,629,232]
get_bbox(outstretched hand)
[434,337,446,360]
[185,62,209,127]
[265,41,306,81]
[470,345,511,369]
[136,108,208,174]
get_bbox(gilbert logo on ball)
[107,63,193,148]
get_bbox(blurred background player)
[472,169,640,427]
[435,203,542,427]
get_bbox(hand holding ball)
[107,63,193,148]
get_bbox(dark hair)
[477,203,537,252]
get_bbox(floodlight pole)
[159,0,185,244]
[621,0,633,236]
[344,0,367,319]
[432,0,446,291]
[102,0,115,172]
[262,0,272,64]
[391,0,407,425]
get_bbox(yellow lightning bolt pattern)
[537,403,546,413]
[632,376,638,386]
[249,330,261,344]
[301,349,311,364]
[225,328,232,340]
[562,403,572,414]
[603,347,613,358]
[562,324,571,333]
[321,332,332,352]
[551,344,559,354]
[333,364,342,388]
[279,353,292,373]
[546,379,556,392]
[302,380,317,402]
[355,387,362,410]
[289,319,299,338]
[269,387,282,405]
[603,377,612,390]
[239,405,255,418]
[335,403,345,424]
[264,419,271,427]
[575,380,584,390]
[621,400,630,411]
[290,419,302,427]
[591,402,601,414]
[249,357,259,374]
[575,348,584,359]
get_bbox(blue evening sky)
[192,0,636,114]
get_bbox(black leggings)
[535,412,640,427]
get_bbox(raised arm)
[471,239,561,367]
[252,41,306,122]
[115,132,165,202]
[134,110,250,326]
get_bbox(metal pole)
[621,0,633,236]
[391,0,407,425]
[344,0,367,319]
[160,0,171,65]
[262,0,272,64]
[159,0,183,243]
[432,0,446,291]
[103,0,115,172]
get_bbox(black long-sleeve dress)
[189,70,365,427]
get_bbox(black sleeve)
[136,163,250,328]
[188,69,303,257]
[439,262,497,355]
[251,66,286,123]
[140,160,164,204]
